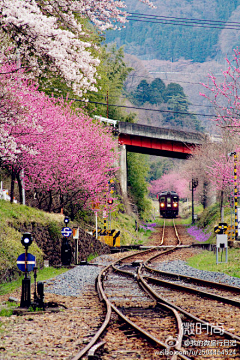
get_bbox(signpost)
[18,232,34,308]
[92,201,100,239]
[17,253,36,273]
[190,178,198,224]
[214,223,228,264]
[17,233,45,310]
[73,227,79,265]
[61,217,72,266]
[61,227,72,237]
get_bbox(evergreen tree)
[134,80,150,104]
[148,78,165,104]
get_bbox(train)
[158,191,179,218]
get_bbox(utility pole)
[228,151,238,240]
[106,90,109,119]
[233,152,238,240]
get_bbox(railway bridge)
[95,116,208,196]
[117,122,207,195]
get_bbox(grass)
[0,266,69,296]
[87,253,99,262]
[0,200,64,227]
[0,200,66,284]
[0,306,13,317]
[187,248,240,278]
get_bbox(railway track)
[74,220,240,359]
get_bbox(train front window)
[167,197,171,203]
[173,197,178,202]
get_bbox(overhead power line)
[69,97,214,117]
[92,92,216,110]
[127,12,240,30]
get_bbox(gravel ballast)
[44,254,119,296]
[44,254,240,297]
[154,259,240,287]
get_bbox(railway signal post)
[61,216,72,266]
[228,151,239,240]
[190,178,198,224]
[18,233,34,308]
[215,223,228,264]
[233,153,238,240]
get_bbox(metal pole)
[107,91,109,119]
[21,169,25,205]
[192,179,194,224]
[234,152,238,240]
[95,212,98,239]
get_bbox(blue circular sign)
[17,253,36,272]
[61,227,72,237]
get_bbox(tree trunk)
[16,172,23,204]
[10,167,16,203]
[220,189,224,222]
[48,190,52,212]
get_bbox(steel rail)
[160,218,165,245]
[71,265,112,360]
[143,220,240,307]
[99,246,192,359]
[145,219,189,265]
[72,246,167,359]
[173,218,182,245]
[137,266,191,360]
[143,274,240,307]
[143,265,240,294]
[110,259,192,359]
[135,221,240,343]
[138,271,240,343]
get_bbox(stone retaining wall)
[14,222,110,266]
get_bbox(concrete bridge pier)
[119,145,127,196]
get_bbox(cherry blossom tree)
[200,48,240,137]
[181,140,233,219]
[0,63,41,165]
[0,63,118,213]
[0,0,154,97]
[199,49,240,217]
[149,170,189,199]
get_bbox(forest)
[105,0,240,62]
[128,78,204,132]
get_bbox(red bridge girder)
[118,133,194,157]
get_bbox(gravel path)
[44,254,240,297]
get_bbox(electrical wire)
[127,12,240,30]
[68,97,215,117]
[92,92,216,109]
[128,12,240,26]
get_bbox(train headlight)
[160,203,165,207]
[173,203,178,207]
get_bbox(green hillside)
[105,0,240,62]
[0,200,64,284]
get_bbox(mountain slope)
[106,0,240,62]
